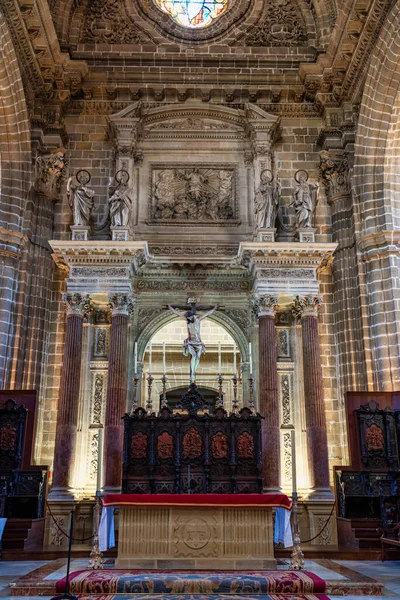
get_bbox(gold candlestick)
[146,373,154,414]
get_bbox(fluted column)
[51,293,91,497]
[295,295,331,496]
[103,294,134,491]
[257,295,281,491]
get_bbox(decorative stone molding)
[108,294,135,317]
[81,0,151,44]
[319,151,351,203]
[238,242,337,298]
[293,295,322,319]
[255,295,279,317]
[242,0,308,47]
[34,149,67,199]
[62,293,92,317]
[49,240,149,295]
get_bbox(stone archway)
[353,0,400,391]
[0,12,31,388]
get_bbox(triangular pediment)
[245,103,280,124]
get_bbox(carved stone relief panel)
[279,373,293,425]
[241,0,308,47]
[87,371,108,486]
[276,328,291,359]
[94,328,109,357]
[283,431,292,485]
[279,372,294,488]
[90,372,107,425]
[148,165,239,225]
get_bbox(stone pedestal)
[116,505,276,569]
[257,295,280,492]
[50,293,90,498]
[295,296,331,497]
[44,499,75,548]
[298,228,316,243]
[70,225,90,241]
[111,226,130,241]
[255,227,277,242]
[103,295,133,492]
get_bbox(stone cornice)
[357,231,400,261]
[49,240,149,294]
[238,241,337,299]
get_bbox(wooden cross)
[162,297,224,313]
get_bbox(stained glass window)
[154,0,228,28]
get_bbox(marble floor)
[0,558,398,599]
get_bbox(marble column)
[295,295,331,496]
[103,294,133,492]
[257,295,281,491]
[51,293,90,497]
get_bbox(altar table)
[100,494,292,570]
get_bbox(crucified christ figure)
[168,303,220,384]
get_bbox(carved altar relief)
[149,165,238,225]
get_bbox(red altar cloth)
[103,493,291,510]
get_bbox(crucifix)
[164,298,223,384]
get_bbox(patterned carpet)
[56,570,327,596]
[73,595,331,600]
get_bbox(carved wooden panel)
[122,387,262,494]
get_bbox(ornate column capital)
[293,295,322,319]
[62,293,92,317]
[254,295,279,318]
[108,293,135,317]
[319,150,351,204]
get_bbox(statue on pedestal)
[168,302,220,384]
[67,170,95,227]
[108,169,133,227]
[290,170,319,229]
[254,169,280,230]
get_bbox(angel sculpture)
[108,170,133,227]
[254,169,280,230]
[168,303,220,383]
[290,170,319,229]
[67,170,95,227]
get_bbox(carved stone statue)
[290,170,319,228]
[67,170,95,227]
[254,169,280,229]
[34,149,67,198]
[108,170,133,227]
[168,303,220,383]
